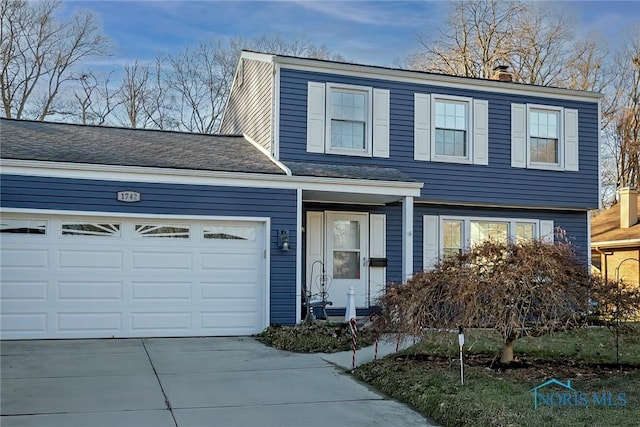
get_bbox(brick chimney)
[619,187,638,228]
[491,65,513,82]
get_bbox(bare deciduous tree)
[159,33,345,133]
[610,27,640,192]
[73,71,122,125]
[116,60,162,129]
[0,0,111,120]
[407,0,607,89]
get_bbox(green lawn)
[353,326,639,427]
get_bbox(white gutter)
[1,159,423,196]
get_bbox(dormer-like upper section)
[220,51,603,209]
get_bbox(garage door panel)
[57,312,122,332]
[57,282,123,301]
[201,283,257,299]
[132,252,192,269]
[1,282,48,300]
[58,250,123,269]
[131,312,192,331]
[132,282,191,300]
[1,313,47,334]
[202,270,260,284]
[1,215,267,339]
[201,312,258,329]
[1,249,49,268]
[201,252,261,270]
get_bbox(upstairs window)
[307,81,389,158]
[414,93,488,165]
[529,108,560,165]
[511,103,578,171]
[328,87,368,152]
[434,99,468,158]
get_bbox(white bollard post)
[345,286,356,323]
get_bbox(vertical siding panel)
[220,59,273,152]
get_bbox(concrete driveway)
[1,337,435,427]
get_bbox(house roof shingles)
[0,118,285,175]
[286,161,416,182]
[1,119,417,184]
[591,199,640,244]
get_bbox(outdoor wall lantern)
[278,229,290,251]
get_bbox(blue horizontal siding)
[1,174,298,326]
[413,204,589,272]
[279,68,599,209]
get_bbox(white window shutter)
[511,103,527,168]
[307,82,326,153]
[473,99,489,165]
[369,214,387,304]
[414,93,431,161]
[539,220,554,243]
[564,109,579,171]
[306,212,324,292]
[423,215,439,270]
[372,88,390,158]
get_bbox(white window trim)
[526,104,564,171]
[431,94,473,164]
[325,83,373,157]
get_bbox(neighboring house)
[591,187,640,286]
[0,51,601,340]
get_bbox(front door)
[325,212,368,308]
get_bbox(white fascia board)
[414,199,593,212]
[1,159,422,197]
[240,51,275,63]
[591,239,640,249]
[243,134,291,175]
[274,58,602,104]
[0,207,271,223]
[273,63,281,159]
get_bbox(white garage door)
[0,213,268,339]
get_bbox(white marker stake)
[458,326,465,386]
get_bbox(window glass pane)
[443,220,463,257]
[203,226,256,241]
[333,251,360,279]
[332,220,360,250]
[435,99,467,158]
[330,89,367,151]
[0,219,47,235]
[470,221,508,245]
[62,222,121,237]
[135,224,190,238]
[516,223,536,242]
[435,129,466,157]
[530,137,558,163]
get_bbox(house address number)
[117,191,141,202]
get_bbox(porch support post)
[295,188,303,324]
[402,196,414,283]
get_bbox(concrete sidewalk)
[319,334,418,370]
[1,337,437,427]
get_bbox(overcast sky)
[64,0,639,68]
